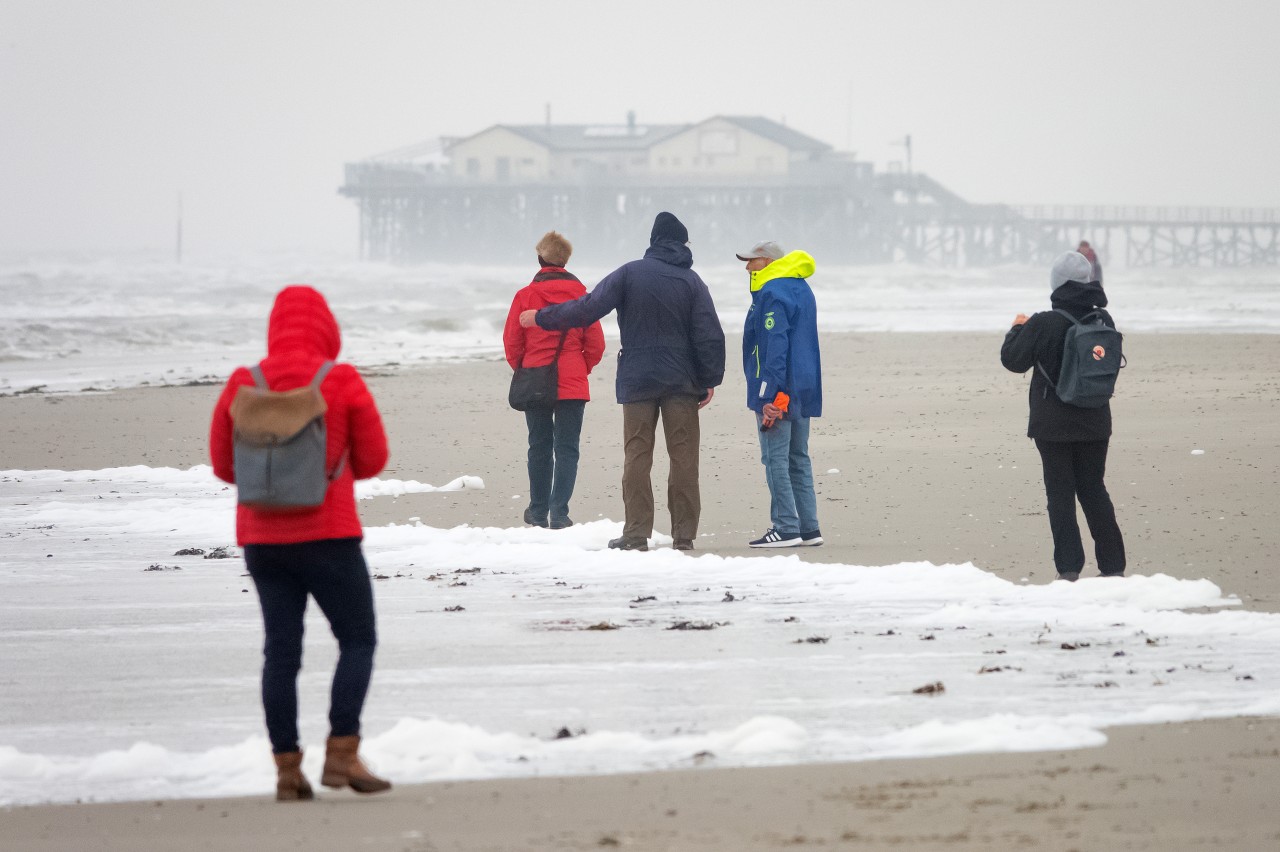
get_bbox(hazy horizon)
[4,0,1279,256]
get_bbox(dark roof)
[451,117,835,155]
[496,123,690,151]
[715,116,833,153]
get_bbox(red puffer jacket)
[209,285,389,545]
[503,268,606,400]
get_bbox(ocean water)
[3,252,1278,394]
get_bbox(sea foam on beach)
[2,465,1278,806]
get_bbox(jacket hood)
[749,250,816,292]
[1050,279,1109,312]
[650,211,689,244]
[266,285,341,359]
[530,267,586,302]
[643,240,694,268]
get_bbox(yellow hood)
[749,250,816,292]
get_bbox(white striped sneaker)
[748,527,802,548]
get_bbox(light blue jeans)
[756,413,818,535]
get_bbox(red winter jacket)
[503,267,606,400]
[209,285,389,545]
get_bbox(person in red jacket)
[210,285,392,801]
[503,231,606,529]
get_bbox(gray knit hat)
[1050,251,1093,290]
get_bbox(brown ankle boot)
[273,750,314,801]
[321,735,392,794]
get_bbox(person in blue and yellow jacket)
[738,241,824,548]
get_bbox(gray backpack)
[1038,309,1124,408]
[229,361,345,510]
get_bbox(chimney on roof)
[627,110,636,134]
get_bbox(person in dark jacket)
[210,285,392,800]
[503,231,606,529]
[519,212,726,551]
[1001,251,1126,581]
[737,241,824,548]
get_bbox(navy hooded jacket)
[535,238,726,404]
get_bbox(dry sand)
[2,332,1279,850]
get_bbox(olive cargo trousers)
[621,395,701,542]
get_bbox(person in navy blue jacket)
[737,241,824,548]
[520,212,725,551]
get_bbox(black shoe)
[800,529,824,546]
[1056,572,1081,582]
[549,516,574,530]
[523,508,548,528]
[748,527,802,548]
[673,539,694,551]
[607,536,648,551]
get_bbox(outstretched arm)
[530,267,628,330]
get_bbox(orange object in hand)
[760,391,791,431]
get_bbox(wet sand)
[2,331,1279,849]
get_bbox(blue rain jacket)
[742,250,823,418]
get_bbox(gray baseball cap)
[735,240,786,261]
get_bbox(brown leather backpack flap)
[230,385,328,444]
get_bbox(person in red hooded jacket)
[210,285,392,801]
[503,231,606,529]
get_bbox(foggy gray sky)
[4,0,1279,256]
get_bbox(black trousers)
[1034,439,1126,576]
[244,537,377,754]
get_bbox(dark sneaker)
[1056,572,1081,582]
[549,517,574,530]
[608,536,648,551]
[523,508,548,528]
[748,527,802,548]
[800,529,824,547]
[673,539,694,551]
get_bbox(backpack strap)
[306,360,346,479]
[310,360,336,388]
[249,362,269,389]
[247,360,334,390]
[329,450,348,482]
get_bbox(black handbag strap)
[549,330,568,360]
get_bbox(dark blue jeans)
[525,399,586,524]
[244,537,377,754]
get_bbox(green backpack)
[1038,309,1125,409]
